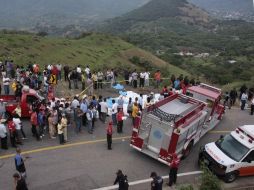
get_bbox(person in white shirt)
[144,71,150,87]
[71,96,80,119]
[3,75,10,95]
[56,64,62,81]
[0,119,8,149]
[85,66,90,78]
[111,99,118,125]
[241,92,248,110]
[47,64,52,72]
[13,114,23,144]
[100,98,108,123]
[139,72,145,88]
[251,96,254,115]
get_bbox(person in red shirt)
[106,121,113,150]
[154,70,161,88]
[30,110,40,141]
[161,86,169,98]
[8,118,17,148]
[167,153,180,186]
[117,109,124,133]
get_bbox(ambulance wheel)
[182,141,193,159]
[224,171,238,183]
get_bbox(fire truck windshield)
[215,134,249,162]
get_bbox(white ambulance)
[199,125,254,183]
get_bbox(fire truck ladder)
[151,107,180,123]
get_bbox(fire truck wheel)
[182,141,194,159]
[224,171,238,183]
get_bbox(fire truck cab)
[199,125,254,183]
[130,83,224,165]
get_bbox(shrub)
[199,164,221,190]
[178,184,195,190]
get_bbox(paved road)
[0,107,253,190]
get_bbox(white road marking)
[93,171,202,190]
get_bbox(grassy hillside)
[0,31,188,77]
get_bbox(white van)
[199,125,254,183]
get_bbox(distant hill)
[189,0,254,21]
[0,31,188,77]
[0,0,149,30]
[189,0,253,13]
[96,0,254,87]
[99,0,211,34]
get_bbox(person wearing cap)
[167,153,180,186]
[114,170,129,190]
[0,119,8,149]
[150,172,163,190]
[61,113,68,142]
[13,172,28,190]
[106,121,113,150]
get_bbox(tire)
[224,171,238,183]
[182,141,194,159]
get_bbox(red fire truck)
[130,83,224,165]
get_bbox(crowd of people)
[0,59,253,190]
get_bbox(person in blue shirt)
[80,98,88,127]
[14,148,27,179]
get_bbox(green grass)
[0,32,189,77]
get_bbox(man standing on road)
[241,91,248,110]
[230,88,238,107]
[111,100,118,126]
[30,110,40,141]
[167,153,180,187]
[0,118,8,149]
[150,172,163,190]
[86,105,93,134]
[15,148,27,179]
[106,121,113,150]
[250,96,254,115]
[80,97,88,127]
[100,98,108,123]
